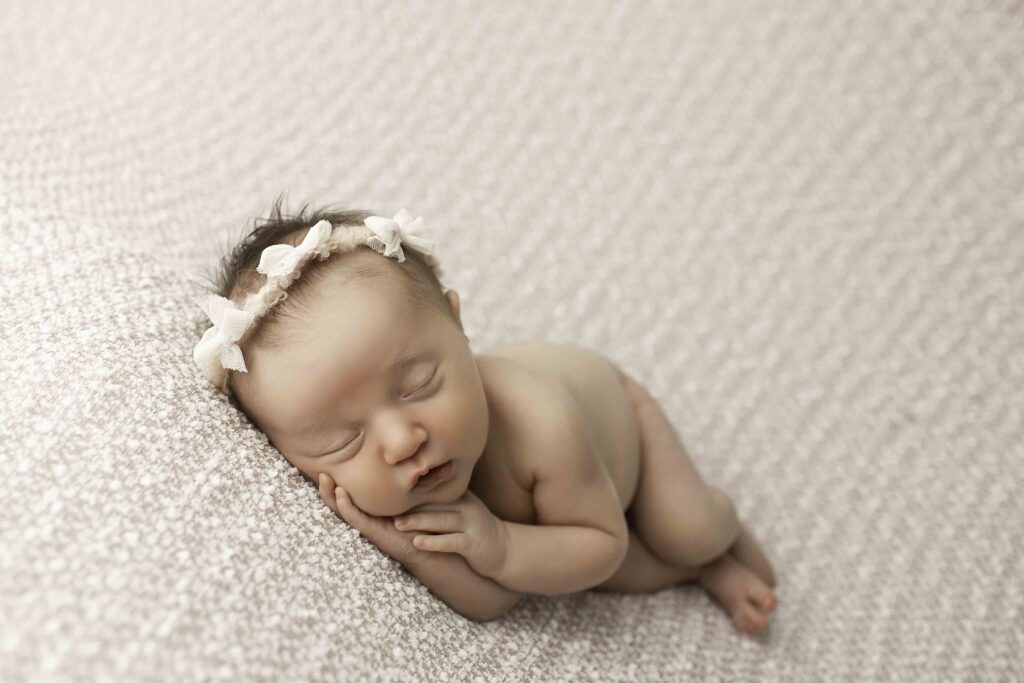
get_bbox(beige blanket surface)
[1,1,1021,680]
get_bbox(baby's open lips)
[410,459,452,489]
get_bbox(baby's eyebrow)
[300,351,432,436]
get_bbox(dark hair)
[199,193,460,353]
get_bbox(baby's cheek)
[343,469,404,516]
[454,376,489,452]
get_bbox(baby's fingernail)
[318,474,325,486]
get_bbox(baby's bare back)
[479,341,641,512]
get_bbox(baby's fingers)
[318,473,341,516]
[319,476,366,532]
[331,484,369,529]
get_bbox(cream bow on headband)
[257,219,333,278]
[193,208,436,390]
[193,293,256,382]
[364,208,434,263]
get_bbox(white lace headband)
[193,208,439,394]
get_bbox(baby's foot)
[697,552,776,635]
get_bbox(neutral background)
[1,1,1021,680]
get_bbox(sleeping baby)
[193,200,778,635]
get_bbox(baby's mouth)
[413,460,454,491]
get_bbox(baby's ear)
[444,289,461,321]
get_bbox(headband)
[192,208,439,394]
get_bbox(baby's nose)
[381,424,429,465]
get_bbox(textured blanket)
[1,1,1021,680]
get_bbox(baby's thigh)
[621,372,730,566]
[618,370,711,503]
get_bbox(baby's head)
[194,198,490,516]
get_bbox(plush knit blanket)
[1,1,1021,680]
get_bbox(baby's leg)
[618,369,740,567]
[595,529,701,593]
[618,369,777,634]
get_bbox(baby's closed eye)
[313,367,441,457]
[401,366,437,397]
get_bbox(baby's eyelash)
[403,368,437,398]
[340,433,361,450]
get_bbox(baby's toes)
[732,601,768,635]
[751,586,777,613]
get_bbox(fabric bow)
[193,293,256,384]
[257,219,333,278]
[364,209,435,263]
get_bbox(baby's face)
[232,275,489,517]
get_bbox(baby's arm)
[494,403,630,595]
[392,482,628,596]
[493,461,629,594]
[495,520,627,595]
[404,550,522,622]
[400,405,631,595]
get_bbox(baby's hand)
[318,473,427,568]
[392,490,510,579]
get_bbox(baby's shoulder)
[476,342,584,423]
[475,346,588,475]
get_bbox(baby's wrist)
[484,519,512,581]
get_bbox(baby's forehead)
[315,250,423,304]
[258,280,431,373]
[311,271,423,329]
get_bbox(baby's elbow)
[461,593,523,623]
[467,608,508,624]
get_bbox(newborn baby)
[194,201,778,634]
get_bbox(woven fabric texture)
[1,1,1021,681]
